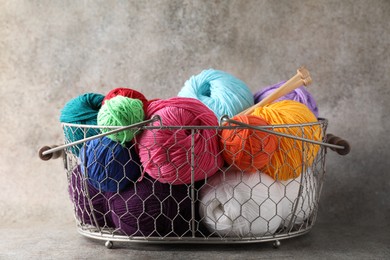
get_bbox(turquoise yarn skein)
[97,96,145,144]
[178,69,254,119]
[60,93,104,156]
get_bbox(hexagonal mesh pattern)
[63,119,328,243]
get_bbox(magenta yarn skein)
[254,81,319,117]
[68,165,113,228]
[109,176,192,236]
[136,97,224,185]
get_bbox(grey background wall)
[1,0,389,230]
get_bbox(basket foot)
[105,240,113,249]
[273,240,281,249]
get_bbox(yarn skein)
[251,100,322,181]
[109,175,192,237]
[68,165,113,228]
[254,81,319,117]
[136,97,224,185]
[79,136,142,192]
[98,96,145,144]
[60,93,104,156]
[102,87,149,114]
[178,69,254,119]
[220,115,278,172]
[199,169,283,237]
[280,168,317,227]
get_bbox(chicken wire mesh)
[61,118,328,245]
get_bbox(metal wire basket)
[39,115,350,248]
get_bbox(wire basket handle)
[325,133,351,155]
[38,145,64,161]
[38,115,162,160]
[220,116,350,155]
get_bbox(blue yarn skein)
[80,136,141,192]
[178,69,254,119]
[60,93,104,156]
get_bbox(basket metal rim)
[61,117,328,129]
[76,225,313,244]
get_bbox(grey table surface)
[1,220,388,260]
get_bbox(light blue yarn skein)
[178,69,254,119]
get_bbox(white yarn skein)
[280,169,317,227]
[199,169,284,237]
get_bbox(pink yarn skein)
[136,97,224,185]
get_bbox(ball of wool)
[254,81,319,117]
[97,96,145,144]
[251,100,323,181]
[79,136,142,192]
[109,176,192,237]
[68,165,113,228]
[220,115,278,172]
[60,93,104,156]
[280,169,317,227]
[102,87,149,114]
[137,97,224,185]
[178,69,254,119]
[199,169,284,237]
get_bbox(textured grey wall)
[1,0,389,228]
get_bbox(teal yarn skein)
[60,93,104,156]
[97,96,145,144]
[178,69,254,119]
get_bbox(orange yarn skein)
[251,100,322,181]
[220,115,278,172]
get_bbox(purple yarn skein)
[253,81,319,117]
[68,165,113,227]
[109,175,192,237]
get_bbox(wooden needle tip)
[297,66,312,86]
[297,66,310,78]
[303,76,312,86]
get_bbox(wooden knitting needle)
[238,66,312,116]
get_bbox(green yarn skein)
[97,96,145,144]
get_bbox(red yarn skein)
[220,115,278,172]
[103,87,149,113]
